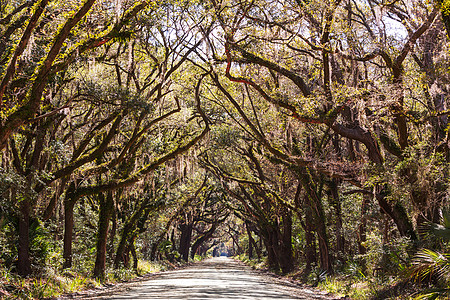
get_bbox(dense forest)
[1,0,450,298]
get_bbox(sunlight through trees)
[1,0,450,298]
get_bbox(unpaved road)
[67,257,339,300]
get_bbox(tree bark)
[329,180,345,261]
[93,191,114,279]
[130,239,138,271]
[179,223,193,261]
[303,209,317,275]
[303,175,333,273]
[114,220,134,268]
[17,198,31,276]
[190,224,217,259]
[63,196,76,269]
[375,186,417,243]
[262,227,279,271]
[358,194,369,255]
[278,210,294,274]
[245,222,256,259]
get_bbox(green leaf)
[442,208,450,229]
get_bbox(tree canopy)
[1,0,450,298]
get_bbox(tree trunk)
[114,200,146,268]
[246,222,255,259]
[248,235,253,258]
[114,221,134,268]
[278,210,294,274]
[306,185,333,273]
[131,240,138,271]
[179,223,193,261]
[63,196,76,269]
[358,194,369,255]
[122,249,130,268]
[304,211,317,275]
[262,228,279,271]
[108,206,117,261]
[150,242,159,261]
[246,222,262,259]
[297,170,333,273]
[93,191,114,279]
[190,224,217,259]
[375,185,417,243]
[317,222,332,274]
[17,198,31,276]
[330,180,345,261]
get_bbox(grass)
[233,254,421,300]
[137,259,166,274]
[0,260,171,299]
[0,270,101,299]
[317,276,376,299]
[235,254,267,270]
[315,272,424,299]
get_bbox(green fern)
[407,249,450,283]
[406,208,450,299]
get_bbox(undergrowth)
[234,254,420,300]
[0,260,171,300]
[235,253,267,270]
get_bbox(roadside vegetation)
[1,0,450,299]
[0,259,171,299]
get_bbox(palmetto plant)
[406,209,450,299]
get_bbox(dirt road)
[70,257,339,299]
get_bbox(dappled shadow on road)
[80,257,335,300]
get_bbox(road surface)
[68,257,338,299]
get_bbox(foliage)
[0,258,171,299]
[0,0,450,298]
[403,209,450,299]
